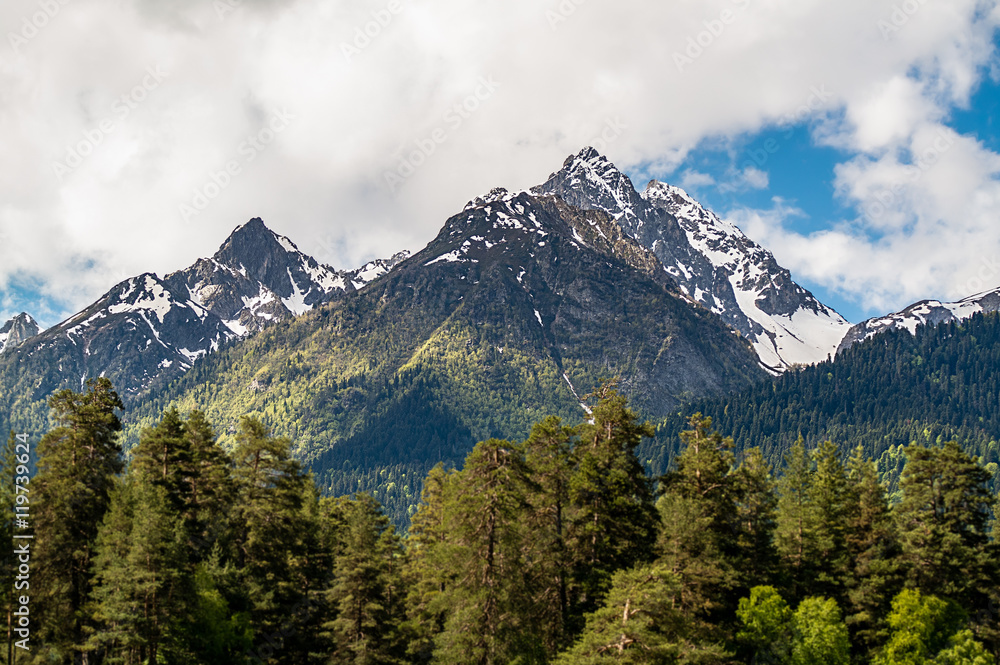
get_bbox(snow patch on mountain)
[0,313,40,354]
[838,287,1000,353]
[535,148,852,371]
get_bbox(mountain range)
[2,148,999,522]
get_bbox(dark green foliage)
[32,377,124,661]
[843,447,904,653]
[773,440,817,602]
[321,494,407,665]
[645,312,1000,491]
[87,479,193,664]
[230,416,318,664]
[894,442,998,620]
[569,382,659,616]
[17,373,1000,665]
[554,564,730,664]
[656,414,739,634]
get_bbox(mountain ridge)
[535,148,853,371]
[838,286,1000,354]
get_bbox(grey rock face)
[0,313,40,354]
[535,148,851,370]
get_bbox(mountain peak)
[838,286,1000,354]
[0,312,41,354]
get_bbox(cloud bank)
[0,0,998,323]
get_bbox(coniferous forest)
[2,378,998,665]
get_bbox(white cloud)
[679,170,716,190]
[0,0,999,324]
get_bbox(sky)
[2,0,1000,327]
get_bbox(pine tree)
[656,414,740,634]
[230,416,315,665]
[569,382,657,617]
[180,409,234,556]
[894,442,997,607]
[774,439,817,602]
[430,438,543,665]
[522,416,577,653]
[87,479,193,664]
[733,448,780,593]
[32,378,125,662]
[844,447,903,656]
[323,494,407,665]
[402,464,456,664]
[809,441,852,605]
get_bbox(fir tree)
[230,416,315,665]
[844,447,903,655]
[774,439,817,602]
[809,441,852,605]
[32,378,124,663]
[894,442,997,607]
[87,479,193,665]
[732,448,780,593]
[569,381,657,617]
[522,416,577,653]
[430,438,542,665]
[656,414,740,635]
[323,494,407,665]
[402,464,456,664]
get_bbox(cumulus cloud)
[0,0,999,324]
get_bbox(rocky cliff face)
[535,148,852,371]
[0,313,40,354]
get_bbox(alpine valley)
[2,149,1000,525]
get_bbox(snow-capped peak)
[0,313,40,354]
[838,287,1000,354]
[534,148,852,371]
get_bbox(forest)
[2,377,998,664]
[646,312,1000,491]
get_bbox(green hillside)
[121,192,765,525]
[644,311,1000,493]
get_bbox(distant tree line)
[646,312,1000,491]
[0,378,998,664]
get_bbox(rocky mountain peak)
[0,313,41,354]
[535,149,851,370]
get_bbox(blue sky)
[2,0,1000,329]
